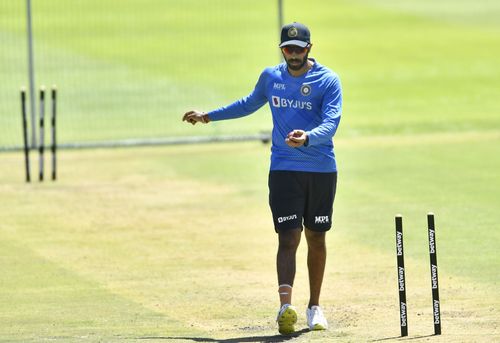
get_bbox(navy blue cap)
[279,22,311,48]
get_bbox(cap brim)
[279,40,309,48]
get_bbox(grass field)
[1,0,499,145]
[1,0,500,342]
[1,135,499,342]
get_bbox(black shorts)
[268,170,337,232]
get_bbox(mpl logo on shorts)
[271,96,312,110]
[278,214,297,223]
[314,216,329,224]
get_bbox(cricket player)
[182,22,342,335]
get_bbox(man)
[182,22,342,335]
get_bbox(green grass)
[1,133,499,342]
[337,131,500,284]
[1,0,499,146]
[1,239,189,341]
[0,0,499,341]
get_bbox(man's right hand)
[285,129,308,147]
[182,110,210,125]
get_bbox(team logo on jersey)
[288,27,298,38]
[300,84,312,96]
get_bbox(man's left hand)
[285,129,308,148]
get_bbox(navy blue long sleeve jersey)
[208,59,342,173]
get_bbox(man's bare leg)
[277,228,301,305]
[305,228,326,308]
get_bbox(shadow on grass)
[370,334,437,341]
[405,334,438,340]
[138,328,309,343]
[369,336,401,342]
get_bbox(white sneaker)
[306,305,328,330]
[276,304,297,335]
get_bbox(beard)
[285,52,310,71]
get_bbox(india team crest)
[300,84,312,96]
[288,27,298,38]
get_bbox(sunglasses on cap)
[281,45,309,55]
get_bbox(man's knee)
[278,228,302,251]
[305,228,326,249]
